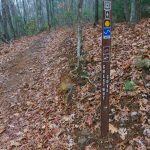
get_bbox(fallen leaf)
[85,146,97,150]
[10,140,21,147]
[109,124,118,134]
[0,125,5,134]
[118,128,127,140]
[145,75,150,81]
[125,145,133,150]
[85,115,94,126]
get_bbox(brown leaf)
[85,146,97,150]
[145,75,150,81]
[85,115,94,126]
[95,93,100,100]
[109,124,118,134]
[125,145,133,150]
[10,140,21,147]
[0,125,5,134]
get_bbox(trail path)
[0,30,74,149]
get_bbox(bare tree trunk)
[46,0,51,30]
[130,0,141,24]
[69,0,74,26]
[6,0,16,38]
[36,0,44,31]
[136,0,141,21]
[9,0,19,36]
[16,0,22,17]
[123,0,130,22]
[1,0,10,41]
[130,0,136,23]
[51,0,55,27]
[22,0,27,24]
[0,14,8,43]
[94,0,99,26]
[77,0,84,67]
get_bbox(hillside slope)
[0,19,150,150]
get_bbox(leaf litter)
[0,19,150,149]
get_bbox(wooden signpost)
[101,0,112,138]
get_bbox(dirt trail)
[0,38,45,111]
[0,30,73,149]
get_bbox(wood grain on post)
[101,0,112,138]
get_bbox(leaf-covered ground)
[0,19,150,150]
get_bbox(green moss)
[124,80,136,91]
[135,57,150,69]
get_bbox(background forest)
[0,0,150,42]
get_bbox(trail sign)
[104,20,111,27]
[105,11,110,19]
[103,27,111,39]
[104,1,111,10]
[101,0,112,138]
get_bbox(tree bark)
[46,0,51,30]
[5,0,16,38]
[16,0,22,17]
[36,0,44,31]
[94,0,99,26]
[22,0,27,24]
[77,0,84,65]
[9,0,19,36]
[123,0,130,22]
[136,0,141,21]
[1,0,10,40]
[130,0,141,24]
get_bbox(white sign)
[104,1,111,11]
[105,11,110,19]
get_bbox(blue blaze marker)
[103,27,111,39]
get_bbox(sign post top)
[104,1,111,11]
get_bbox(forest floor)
[0,19,150,150]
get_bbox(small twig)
[141,73,149,94]
[81,76,96,88]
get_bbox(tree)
[130,0,141,24]
[1,0,10,40]
[36,0,44,31]
[51,0,55,27]
[136,0,141,21]
[94,0,99,26]
[130,0,137,23]
[0,13,8,43]
[46,0,51,30]
[123,0,130,22]
[22,0,27,25]
[77,0,84,67]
